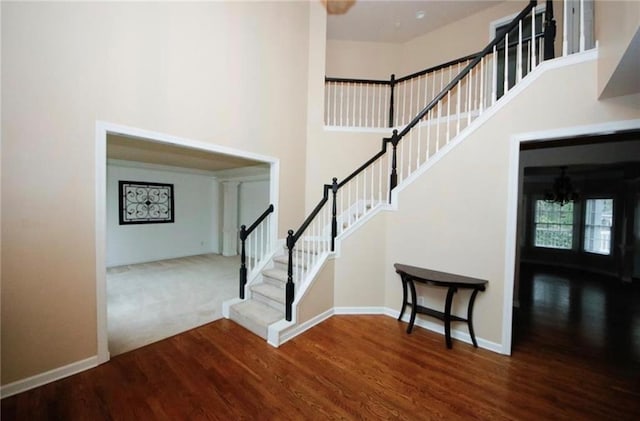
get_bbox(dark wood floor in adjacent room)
[3,266,640,420]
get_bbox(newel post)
[543,0,556,60]
[331,177,338,251]
[285,229,295,322]
[239,225,247,299]
[388,74,396,128]
[388,129,400,202]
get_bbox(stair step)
[229,299,284,339]
[272,255,308,271]
[251,283,285,310]
[282,241,322,255]
[262,268,288,286]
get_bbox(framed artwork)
[119,180,174,225]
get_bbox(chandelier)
[544,166,579,206]
[321,0,356,15]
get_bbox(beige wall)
[334,214,387,307]
[596,0,640,98]
[383,59,639,345]
[297,259,335,324]
[1,1,309,385]
[326,1,565,80]
[326,39,399,80]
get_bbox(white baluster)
[446,66,451,143]
[531,11,537,68]
[417,75,422,169]
[504,31,509,94]
[492,46,498,104]
[456,63,461,136]
[324,82,329,125]
[347,83,352,126]
[370,160,374,208]
[401,81,406,126]
[580,0,586,52]
[518,20,523,82]
[467,67,473,125]
[374,84,379,128]
[339,82,344,126]
[365,84,369,127]
[359,84,363,127]
[379,85,384,128]
[378,158,382,203]
[331,82,338,126]
[480,56,485,113]
[563,0,569,56]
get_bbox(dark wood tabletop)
[394,263,488,290]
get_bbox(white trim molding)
[95,121,280,366]
[1,356,99,399]
[503,118,640,355]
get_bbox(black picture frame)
[119,180,175,225]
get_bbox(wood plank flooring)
[3,264,640,419]
[3,312,639,420]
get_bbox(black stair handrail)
[239,204,274,299]
[325,51,480,86]
[285,0,544,322]
[399,0,537,138]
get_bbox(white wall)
[238,180,270,226]
[107,164,219,266]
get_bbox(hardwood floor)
[3,302,640,420]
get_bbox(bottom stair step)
[229,299,284,340]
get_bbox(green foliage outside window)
[534,201,574,249]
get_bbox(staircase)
[228,254,295,339]
[225,0,575,344]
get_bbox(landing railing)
[239,204,274,299]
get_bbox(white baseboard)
[1,356,99,399]
[385,307,503,354]
[334,306,388,315]
[222,297,243,318]
[270,308,334,347]
[279,306,503,354]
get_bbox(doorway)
[508,124,640,365]
[95,122,279,362]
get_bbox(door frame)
[503,118,640,355]
[95,121,279,363]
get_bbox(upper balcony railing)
[325,0,594,130]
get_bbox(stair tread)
[230,300,284,328]
[273,255,308,268]
[251,282,285,303]
[262,268,288,281]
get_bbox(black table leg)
[406,278,418,334]
[443,286,457,349]
[467,288,481,348]
[398,274,408,321]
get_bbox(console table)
[394,263,488,349]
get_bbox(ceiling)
[107,134,267,174]
[326,0,504,43]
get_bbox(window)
[534,200,574,249]
[584,198,613,255]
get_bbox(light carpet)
[107,253,240,356]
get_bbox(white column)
[222,181,239,256]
